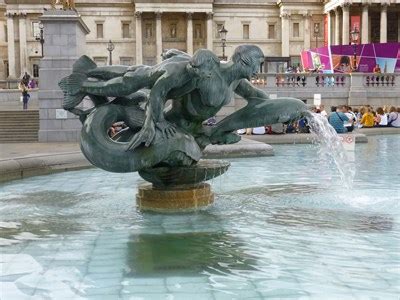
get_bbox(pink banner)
[324,15,328,47]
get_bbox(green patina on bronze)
[59,45,307,184]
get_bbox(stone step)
[0,138,38,143]
[0,110,39,142]
[0,112,39,116]
[0,129,39,133]
[0,123,39,127]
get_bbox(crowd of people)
[232,104,400,136]
[326,105,400,133]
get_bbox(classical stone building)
[1,0,399,81]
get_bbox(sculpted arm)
[126,64,193,150]
[234,79,269,100]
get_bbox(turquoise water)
[0,135,399,299]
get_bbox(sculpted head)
[231,45,264,80]
[188,49,220,78]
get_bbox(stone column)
[135,11,143,65]
[6,13,16,78]
[361,4,369,44]
[335,8,340,45]
[349,73,367,106]
[186,12,193,55]
[342,4,350,45]
[19,13,28,75]
[303,12,311,50]
[380,4,387,43]
[206,12,213,50]
[398,13,400,42]
[281,12,290,56]
[156,12,162,63]
[38,10,90,142]
[327,11,332,46]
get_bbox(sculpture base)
[136,183,214,213]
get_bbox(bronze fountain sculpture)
[59,45,307,211]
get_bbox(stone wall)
[38,10,89,142]
[0,88,38,102]
[0,1,6,80]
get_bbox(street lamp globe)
[219,26,228,41]
[39,22,44,30]
[107,40,115,52]
[313,23,320,36]
[350,27,360,44]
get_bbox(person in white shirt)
[319,105,328,118]
[342,105,355,132]
[252,126,266,135]
[374,107,388,127]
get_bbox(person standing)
[19,80,30,110]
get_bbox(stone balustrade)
[0,88,38,103]
[247,73,400,108]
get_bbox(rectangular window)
[293,23,299,38]
[194,24,202,39]
[4,25,7,42]
[120,57,133,66]
[169,24,177,38]
[243,24,249,39]
[93,57,107,66]
[268,24,275,39]
[145,23,153,38]
[4,60,9,78]
[32,22,40,38]
[122,23,131,38]
[33,64,39,78]
[96,23,103,39]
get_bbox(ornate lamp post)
[107,40,115,66]
[313,23,320,48]
[219,26,228,61]
[350,27,360,72]
[35,22,45,58]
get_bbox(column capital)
[134,11,142,19]
[361,0,371,7]
[19,12,27,18]
[381,1,390,8]
[280,11,291,19]
[155,11,162,19]
[187,12,193,20]
[5,12,16,18]
[302,11,312,19]
[341,1,351,9]
[206,12,213,20]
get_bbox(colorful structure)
[301,42,400,74]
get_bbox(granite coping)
[245,132,369,144]
[245,127,400,144]
[0,138,273,183]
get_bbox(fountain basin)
[138,159,230,188]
